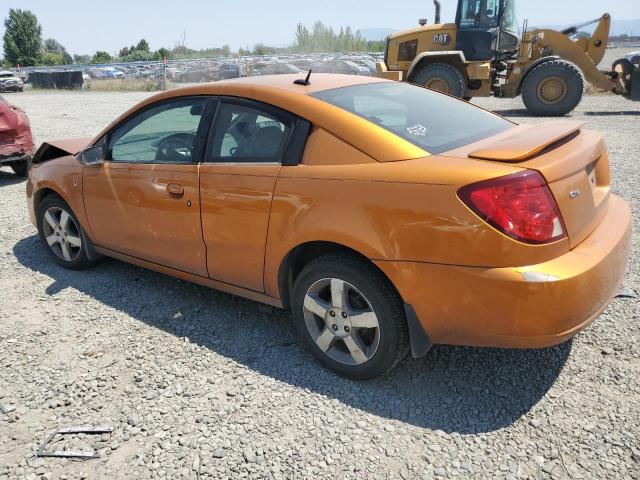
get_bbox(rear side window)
[206,101,290,163]
[312,82,513,154]
[398,40,418,62]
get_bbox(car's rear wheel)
[37,195,95,270]
[291,252,409,380]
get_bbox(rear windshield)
[311,82,513,154]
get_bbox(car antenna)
[294,70,312,86]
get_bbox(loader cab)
[455,0,519,61]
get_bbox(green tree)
[295,23,311,51]
[118,46,130,57]
[367,40,386,52]
[252,43,276,56]
[41,51,66,65]
[122,50,153,61]
[292,21,369,53]
[157,47,170,60]
[73,54,91,64]
[3,9,43,66]
[221,44,231,57]
[91,51,112,64]
[43,38,63,52]
[43,38,72,65]
[136,39,150,52]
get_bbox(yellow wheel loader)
[376,0,639,116]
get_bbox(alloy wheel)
[302,277,380,366]
[42,206,82,262]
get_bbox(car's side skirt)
[94,246,284,309]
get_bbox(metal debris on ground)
[616,287,637,299]
[0,404,17,414]
[36,426,113,459]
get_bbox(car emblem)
[568,189,580,199]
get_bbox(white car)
[0,70,24,92]
[626,51,640,65]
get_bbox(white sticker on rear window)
[407,124,427,137]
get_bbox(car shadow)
[13,235,571,433]
[0,169,26,187]
[583,110,640,116]
[493,109,640,118]
[490,108,538,118]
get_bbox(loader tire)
[521,59,584,116]
[413,63,466,98]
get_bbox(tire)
[11,157,31,177]
[521,59,585,116]
[37,194,95,270]
[291,252,410,380]
[412,62,466,98]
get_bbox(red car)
[0,95,33,177]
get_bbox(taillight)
[458,170,566,245]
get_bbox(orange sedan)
[26,74,631,379]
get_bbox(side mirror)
[78,146,105,166]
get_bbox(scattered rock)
[244,448,257,463]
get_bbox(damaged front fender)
[32,137,93,164]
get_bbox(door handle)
[166,183,184,196]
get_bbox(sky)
[1,0,639,55]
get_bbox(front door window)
[109,98,207,163]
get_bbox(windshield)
[458,0,501,28]
[312,82,513,154]
[502,0,518,35]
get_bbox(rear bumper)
[375,194,632,348]
[0,153,31,165]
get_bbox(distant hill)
[359,19,640,41]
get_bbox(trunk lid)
[446,122,611,249]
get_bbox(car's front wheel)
[521,60,584,116]
[291,252,409,380]
[37,195,95,270]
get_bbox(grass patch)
[85,78,175,92]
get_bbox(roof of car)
[204,73,387,95]
[93,74,425,163]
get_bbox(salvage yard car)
[0,70,24,92]
[0,95,33,176]
[26,74,631,379]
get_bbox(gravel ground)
[0,87,639,480]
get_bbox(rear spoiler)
[468,121,584,162]
[33,137,92,164]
